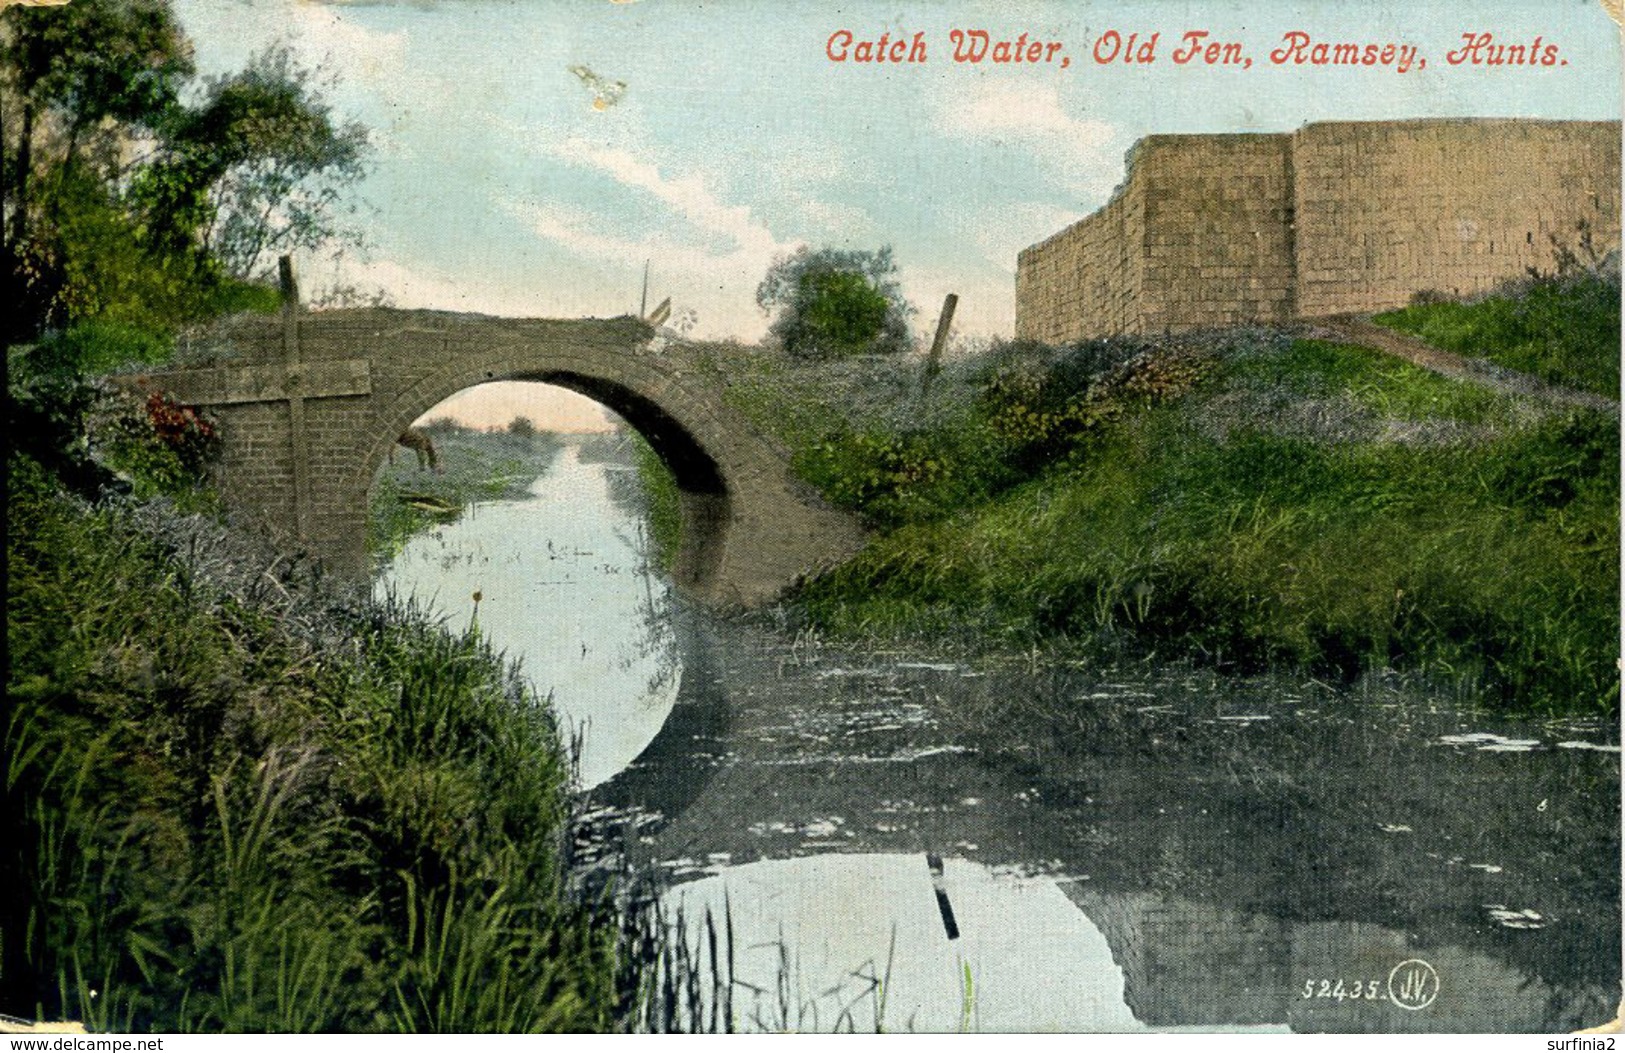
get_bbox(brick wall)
[1292,119,1622,316]
[1016,169,1143,343]
[1015,119,1622,342]
[1135,133,1296,332]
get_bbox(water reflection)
[371,436,1619,1033]
[376,442,682,788]
[590,623,1620,1033]
[660,849,1611,1032]
[667,854,1149,1033]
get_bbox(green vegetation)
[7,321,240,511]
[631,897,902,1033]
[627,430,682,573]
[3,1,366,340]
[708,318,1619,715]
[7,453,630,1030]
[368,421,564,563]
[5,3,639,1031]
[1225,338,1515,425]
[755,246,913,359]
[1373,242,1621,398]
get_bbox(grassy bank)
[626,431,682,573]
[1372,255,1620,398]
[6,453,631,1030]
[368,423,565,563]
[700,307,1619,715]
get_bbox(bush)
[755,246,912,360]
[793,425,1000,528]
[93,389,222,508]
[7,322,181,498]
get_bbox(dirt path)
[1301,315,1619,413]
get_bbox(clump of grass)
[624,889,900,1034]
[6,452,627,1031]
[1373,237,1621,398]
[626,430,682,573]
[1225,338,1514,427]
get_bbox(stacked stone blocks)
[1016,119,1622,342]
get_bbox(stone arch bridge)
[145,305,866,607]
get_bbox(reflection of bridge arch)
[147,307,864,606]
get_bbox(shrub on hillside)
[755,246,913,360]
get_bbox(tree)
[756,245,913,360]
[1,0,194,334]
[150,46,368,280]
[1,3,369,339]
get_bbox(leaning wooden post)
[278,255,312,542]
[921,292,958,396]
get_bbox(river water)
[376,443,681,789]
[377,438,1622,1034]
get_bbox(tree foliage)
[2,0,194,333]
[1,1,369,340]
[756,245,913,359]
[147,47,368,279]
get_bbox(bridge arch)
[363,364,737,592]
[151,308,865,606]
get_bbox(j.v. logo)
[1388,959,1441,1011]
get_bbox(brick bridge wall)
[150,309,865,607]
[1015,119,1622,342]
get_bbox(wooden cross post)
[152,257,371,549]
[278,256,314,540]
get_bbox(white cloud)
[316,254,526,314]
[503,199,788,339]
[286,3,410,86]
[498,140,808,338]
[954,81,1112,144]
[971,201,1085,273]
[546,139,786,260]
[940,78,1121,200]
[792,198,873,240]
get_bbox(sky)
[170,0,1621,427]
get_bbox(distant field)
[367,424,565,561]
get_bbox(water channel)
[377,436,1622,1033]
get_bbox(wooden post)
[278,254,300,306]
[278,255,311,542]
[921,292,958,396]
